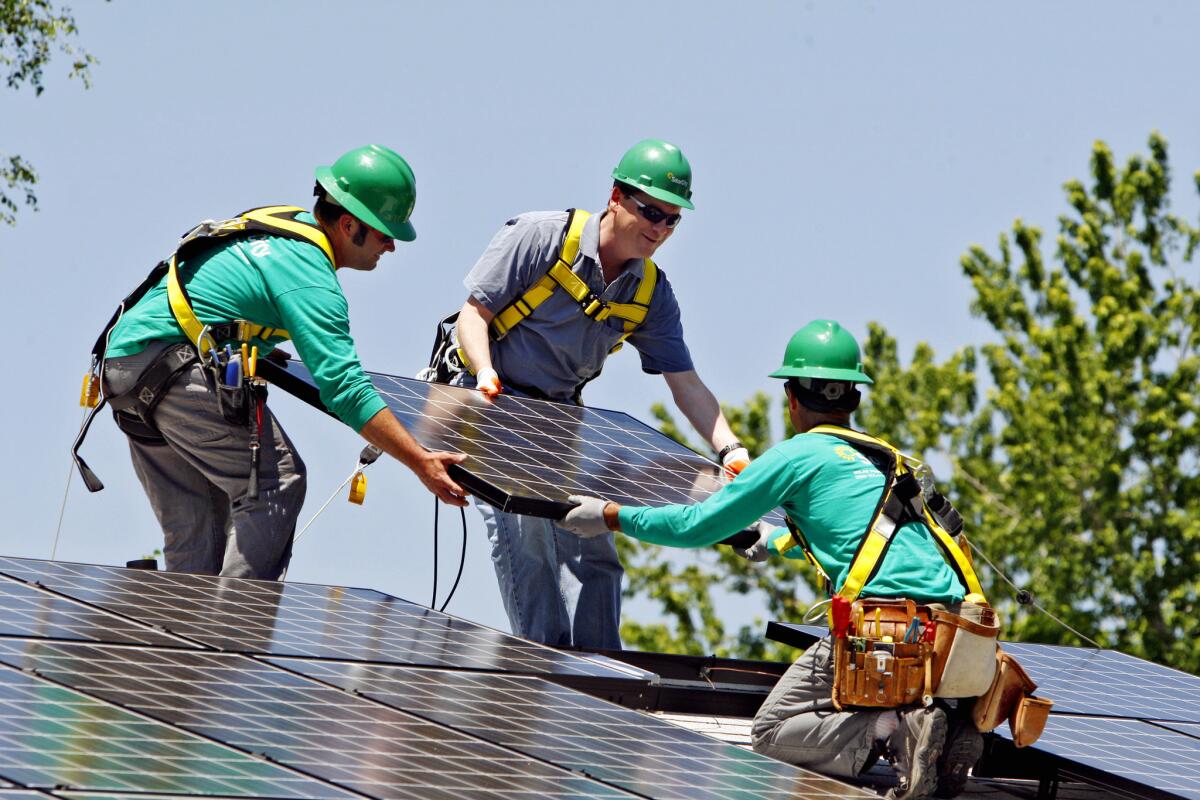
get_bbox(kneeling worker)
[81,145,467,580]
[559,319,988,800]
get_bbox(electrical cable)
[430,499,469,613]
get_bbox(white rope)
[293,468,360,543]
[52,407,92,559]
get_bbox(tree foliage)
[626,134,1200,673]
[1,0,98,225]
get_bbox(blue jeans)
[476,500,623,649]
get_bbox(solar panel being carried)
[258,360,735,519]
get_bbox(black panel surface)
[0,640,634,800]
[0,557,647,682]
[274,657,876,800]
[994,715,1200,800]
[1000,641,1200,723]
[0,573,191,648]
[260,359,733,518]
[0,663,353,798]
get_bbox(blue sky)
[3,1,1197,636]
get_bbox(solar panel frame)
[0,557,651,687]
[0,639,636,800]
[258,359,736,520]
[270,656,879,800]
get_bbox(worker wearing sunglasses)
[442,138,750,651]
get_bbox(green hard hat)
[315,144,417,241]
[611,139,695,210]
[769,320,874,384]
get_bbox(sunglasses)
[625,193,683,228]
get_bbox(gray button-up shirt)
[460,209,694,402]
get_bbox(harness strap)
[788,424,986,603]
[489,209,658,341]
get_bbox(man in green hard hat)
[92,145,467,580]
[559,320,987,799]
[445,138,748,649]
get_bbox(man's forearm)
[664,370,740,451]
[457,298,495,374]
[359,408,425,468]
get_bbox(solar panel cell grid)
[995,715,1200,800]
[1000,641,1200,723]
[0,639,636,800]
[0,557,646,681]
[0,573,189,648]
[0,663,354,799]
[273,657,877,800]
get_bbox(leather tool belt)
[831,598,1003,710]
[973,648,1054,747]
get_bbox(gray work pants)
[752,636,885,778]
[104,345,306,579]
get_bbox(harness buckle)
[583,297,605,318]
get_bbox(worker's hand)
[733,520,775,562]
[476,367,503,399]
[559,495,613,538]
[721,446,751,479]
[414,450,469,507]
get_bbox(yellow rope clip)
[348,471,367,505]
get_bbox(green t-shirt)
[618,430,966,603]
[106,213,386,432]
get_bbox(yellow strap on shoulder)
[242,205,336,267]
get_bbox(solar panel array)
[767,620,1200,799]
[0,556,876,799]
[259,360,738,519]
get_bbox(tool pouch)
[1010,694,1053,747]
[833,599,934,709]
[931,603,1001,698]
[213,379,255,427]
[972,648,1052,748]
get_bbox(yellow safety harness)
[475,208,658,353]
[165,205,334,354]
[771,425,986,603]
[74,205,334,493]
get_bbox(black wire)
[431,495,439,609]
[438,506,468,613]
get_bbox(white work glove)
[721,445,751,478]
[733,520,776,562]
[559,495,613,538]
[476,367,503,398]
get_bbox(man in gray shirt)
[453,139,749,648]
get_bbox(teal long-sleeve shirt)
[106,212,386,432]
[617,430,966,603]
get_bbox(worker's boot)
[885,705,947,800]
[934,717,983,797]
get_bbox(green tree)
[629,133,1200,673]
[2,0,99,225]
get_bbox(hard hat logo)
[666,172,689,189]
